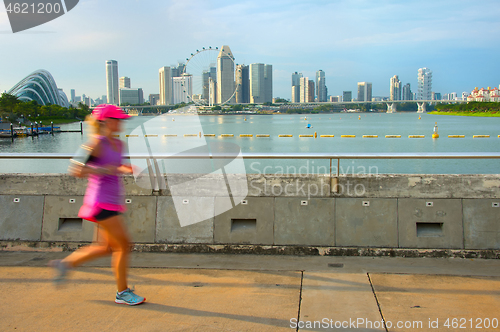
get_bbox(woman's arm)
[68,137,104,178]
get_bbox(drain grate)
[328,263,344,268]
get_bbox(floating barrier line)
[120,133,492,139]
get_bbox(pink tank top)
[83,136,126,212]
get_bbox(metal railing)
[1,152,500,191]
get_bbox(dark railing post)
[51,122,54,135]
[10,123,14,141]
[80,121,83,135]
[31,123,34,139]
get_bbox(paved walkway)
[0,251,499,331]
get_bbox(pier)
[0,121,83,140]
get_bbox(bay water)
[1,112,499,175]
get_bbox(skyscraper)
[70,89,75,103]
[202,66,217,103]
[159,66,172,105]
[357,82,372,102]
[390,75,401,101]
[299,77,314,103]
[106,60,119,105]
[172,74,193,104]
[235,64,250,103]
[316,70,327,102]
[119,88,143,105]
[217,45,235,104]
[171,63,185,78]
[402,83,413,101]
[308,80,315,103]
[249,63,264,104]
[343,91,352,102]
[264,64,273,103]
[291,72,303,103]
[417,68,432,100]
[120,77,131,89]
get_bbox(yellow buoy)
[314,131,317,138]
[432,122,439,138]
[358,115,361,120]
[418,116,421,120]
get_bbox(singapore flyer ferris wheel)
[183,46,237,106]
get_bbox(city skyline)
[1,0,499,101]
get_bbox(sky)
[1,0,500,102]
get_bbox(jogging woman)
[49,104,145,306]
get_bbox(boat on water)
[0,131,16,138]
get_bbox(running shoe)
[48,259,69,285]
[115,288,146,305]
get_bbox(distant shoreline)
[428,111,500,117]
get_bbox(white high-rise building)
[390,75,401,101]
[106,60,119,105]
[120,77,131,89]
[357,82,372,102]
[417,68,432,100]
[299,77,314,103]
[159,66,172,105]
[217,45,235,104]
[172,75,193,104]
[316,70,327,102]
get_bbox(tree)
[231,104,244,112]
[0,93,21,118]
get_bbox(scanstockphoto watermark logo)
[248,161,379,198]
[127,107,248,228]
[3,0,79,33]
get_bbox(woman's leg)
[97,215,131,292]
[62,225,112,268]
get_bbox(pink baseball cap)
[92,104,130,120]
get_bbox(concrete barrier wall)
[0,174,499,251]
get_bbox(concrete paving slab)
[298,272,385,331]
[0,266,300,332]
[370,273,500,332]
